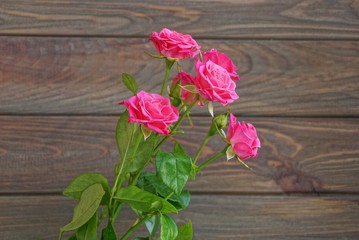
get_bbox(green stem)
[178,93,195,113]
[120,214,153,240]
[160,59,175,95]
[109,126,136,217]
[110,124,144,223]
[197,147,227,172]
[111,202,124,225]
[193,135,211,164]
[154,95,199,152]
[58,230,63,240]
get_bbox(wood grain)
[1,195,358,239]
[1,37,358,116]
[1,1,358,239]
[1,116,358,194]
[0,0,359,39]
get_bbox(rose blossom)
[119,91,179,136]
[226,114,261,160]
[194,59,239,106]
[172,71,203,106]
[149,28,200,60]
[203,49,240,81]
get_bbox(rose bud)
[226,114,260,160]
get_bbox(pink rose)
[194,59,239,106]
[172,71,203,106]
[119,91,179,136]
[149,28,200,60]
[203,49,240,81]
[227,114,261,160]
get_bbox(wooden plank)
[0,0,359,39]
[0,194,358,239]
[1,116,358,194]
[1,37,358,116]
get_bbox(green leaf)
[122,73,138,95]
[145,214,160,237]
[63,173,111,206]
[116,110,135,161]
[114,186,177,214]
[76,213,98,240]
[156,145,192,195]
[138,173,172,197]
[176,220,193,240]
[174,143,186,156]
[61,184,105,232]
[137,172,158,195]
[128,132,158,174]
[160,214,178,240]
[115,110,137,185]
[169,190,190,211]
[137,173,190,210]
[68,234,78,240]
[116,111,159,190]
[101,222,117,240]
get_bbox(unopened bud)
[208,114,228,137]
[213,114,228,130]
[170,81,181,99]
[170,97,181,107]
[170,81,182,107]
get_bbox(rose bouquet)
[59,28,260,240]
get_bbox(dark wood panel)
[1,37,358,116]
[1,195,358,239]
[1,116,358,193]
[0,0,358,39]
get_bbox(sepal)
[226,145,235,160]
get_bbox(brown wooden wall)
[1,1,359,239]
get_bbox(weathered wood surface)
[1,195,358,240]
[1,116,358,194]
[1,0,358,238]
[1,37,359,116]
[0,0,359,39]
